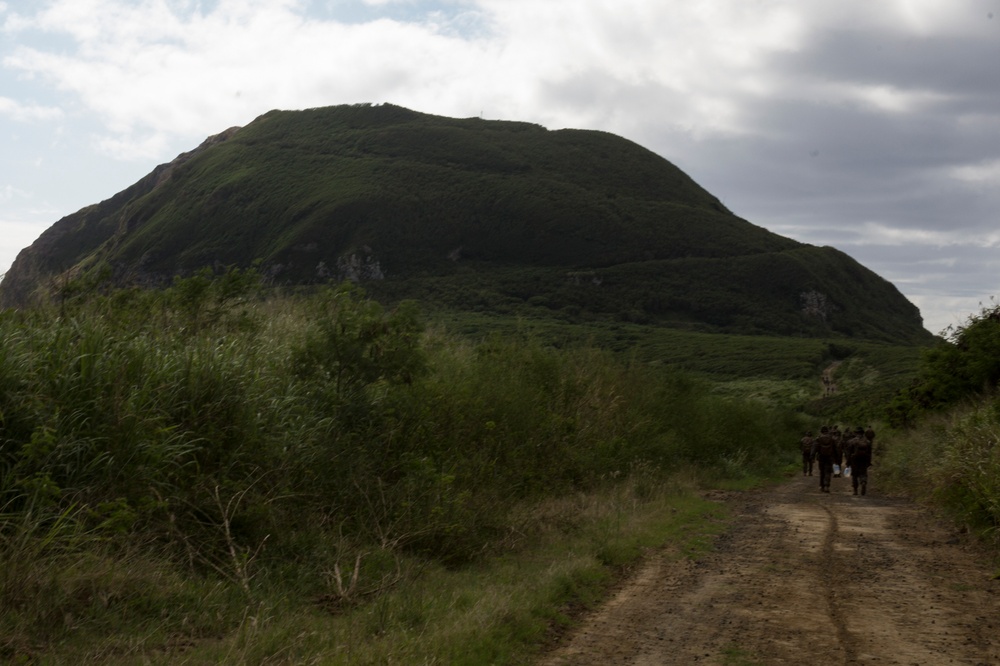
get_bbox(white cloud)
[841,84,952,115]
[4,0,494,157]
[0,0,817,154]
[362,0,421,6]
[0,96,62,121]
[5,0,990,152]
[857,222,1000,248]
[0,184,28,202]
[949,158,1000,185]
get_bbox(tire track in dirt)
[818,502,858,664]
[538,474,1000,665]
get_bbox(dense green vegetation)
[365,243,931,343]
[878,300,1000,550]
[6,261,994,662]
[885,299,1000,426]
[0,103,931,344]
[1,272,806,663]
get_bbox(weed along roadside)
[0,277,798,664]
[299,477,735,666]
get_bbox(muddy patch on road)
[539,474,1000,665]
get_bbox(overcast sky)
[3,0,999,335]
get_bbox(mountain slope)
[0,103,932,343]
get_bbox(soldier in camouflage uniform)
[850,427,874,495]
[831,425,844,476]
[800,431,815,476]
[812,426,837,493]
[841,427,862,476]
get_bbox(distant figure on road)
[813,426,837,493]
[800,431,815,476]
[849,427,873,496]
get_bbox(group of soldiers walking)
[799,425,875,496]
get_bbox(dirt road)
[539,473,1000,665]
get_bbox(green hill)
[0,103,932,343]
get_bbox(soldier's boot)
[861,482,867,496]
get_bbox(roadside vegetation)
[1,270,801,664]
[8,266,993,663]
[876,300,1000,556]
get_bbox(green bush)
[0,276,802,655]
[892,300,1000,424]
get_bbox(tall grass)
[880,396,1000,545]
[0,279,799,661]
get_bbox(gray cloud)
[780,28,1000,97]
[607,13,1000,335]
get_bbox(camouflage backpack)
[854,438,872,463]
